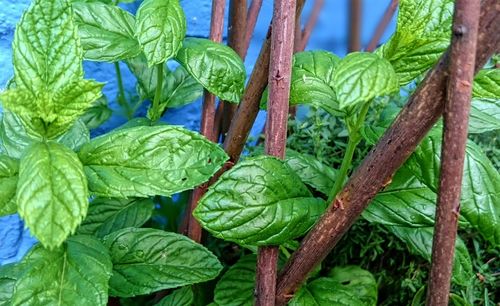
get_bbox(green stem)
[150,63,164,122]
[114,62,131,118]
[327,102,371,203]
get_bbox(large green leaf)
[73,1,141,62]
[285,149,337,196]
[213,255,256,306]
[154,65,204,111]
[136,0,186,66]
[102,228,222,297]
[290,266,378,305]
[377,0,454,85]
[175,38,246,103]
[388,226,473,286]
[0,263,25,306]
[78,125,228,198]
[156,287,194,306]
[194,156,326,246]
[469,98,500,134]
[472,69,500,99]
[17,141,88,249]
[78,197,155,237]
[0,155,19,216]
[81,96,112,130]
[333,52,398,110]
[11,235,112,306]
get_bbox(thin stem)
[300,0,324,51]
[243,0,264,58]
[365,0,398,52]
[114,62,131,118]
[275,1,499,303]
[150,63,164,122]
[426,0,480,305]
[348,0,362,52]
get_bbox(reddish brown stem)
[275,0,500,303]
[244,0,264,58]
[185,0,226,243]
[365,0,398,52]
[256,0,297,304]
[300,0,324,51]
[348,0,362,52]
[426,1,480,305]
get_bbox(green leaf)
[81,96,112,129]
[73,2,141,62]
[194,156,326,246]
[102,228,222,297]
[11,235,112,306]
[213,255,256,306]
[290,266,378,305]
[126,54,160,100]
[176,38,246,103]
[472,69,499,99]
[387,226,473,286]
[78,197,155,237]
[13,0,83,94]
[469,98,500,133]
[333,52,398,110]
[377,0,454,85]
[157,65,203,109]
[136,0,186,66]
[285,149,337,196]
[17,141,88,249]
[78,125,228,198]
[0,89,38,117]
[0,263,25,306]
[0,155,19,216]
[156,287,194,306]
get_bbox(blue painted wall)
[0,0,396,264]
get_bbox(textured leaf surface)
[156,287,194,306]
[472,69,500,99]
[388,226,473,286]
[136,0,186,65]
[469,98,500,133]
[194,156,326,245]
[0,263,25,306]
[78,197,155,237]
[73,2,141,61]
[81,96,112,129]
[11,235,112,306]
[213,255,256,306]
[333,52,398,110]
[79,125,228,198]
[126,54,160,100]
[176,38,246,103]
[0,155,19,216]
[102,228,222,297]
[157,65,203,109]
[290,266,378,306]
[17,142,88,249]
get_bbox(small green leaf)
[136,0,186,66]
[17,141,88,249]
[285,149,337,196]
[333,52,398,110]
[469,98,500,134]
[472,69,499,99]
[213,255,256,306]
[388,226,473,286]
[79,125,228,198]
[73,1,141,62]
[290,266,378,305]
[81,96,112,130]
[176,37,246,103]
[126,54,160,100]
[11,235,112,306]
[78,197,155,237]
[194,156,326,246]
[0,155,19,216]
[158,65,203,109]
[102,228,223,297]
[156,287,194,306]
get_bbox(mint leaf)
[78,197,155,237]
[11,235,112,306]
[333,52,398,110]
[136,0,186,66]
[156,287,194,306]
[194,156,326,246]
[81,96,112,130]
[126,54,160,100]
[472,69,499,99]
[0,155,19,216]
[17,141,88,249]
[79,125,228,198]
[290,266,378,305]
[102,228,222,297]
[0,89,37,117]
[469,98,500,134]
[388,226,472,286]
[73,1,141,62]
[176,38,246,103]
[158,65,203,109]
[213,255,256,306]
[0,263,25,306]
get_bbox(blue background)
[0,0,396,264]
